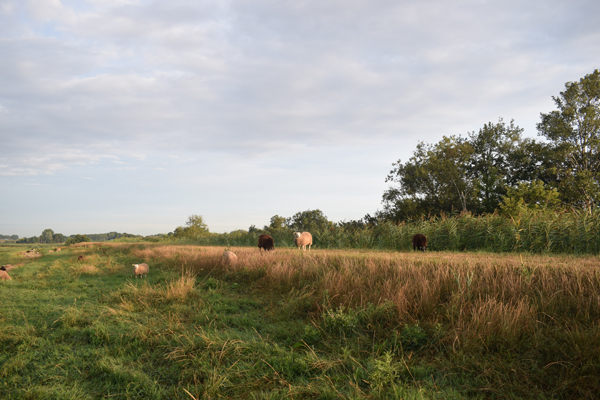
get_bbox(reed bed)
[168,209,600,255]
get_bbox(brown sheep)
[412,234,427,252]
[132,263,149,278]
[222,250,238,265]
[258,234,275,251]
[77,255,85,261]
[293,232,313,251]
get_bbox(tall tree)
[173,214,209,238]
[537,69,600,211]
[382,135,475,220]
[287,210,331,233]
[40,229,55,243]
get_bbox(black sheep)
[412,234,427,251]
[258,234,275,251]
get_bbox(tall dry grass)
[125,244,600,353]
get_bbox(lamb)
[132,263,149,278]
[0,269,11,281]
[293,232,313,251]
[412,234,427,252]
[222,250,238,265]
[258,234,275,251]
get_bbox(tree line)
[15,229,143,245]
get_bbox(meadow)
[1,243,599,399]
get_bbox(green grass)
[1,243,599,399]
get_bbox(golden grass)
[82,243,600,351]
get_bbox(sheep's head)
[293,232,301,239]
[132,264,139,270]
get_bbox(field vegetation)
[168,209,600,255]
[1,243,599,399]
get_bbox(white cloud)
[1,0,599,236]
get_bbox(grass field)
[1,243,599,399]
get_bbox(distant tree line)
[16,229,143,245]
[380,69,600,221]
[0,234,19,241]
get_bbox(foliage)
[173,214,210,239]
[17,229,66,244]
[537,69,600,211]
[383,70,600,220]
[382,119,527,220]
[499,180,561,217]
[161,208,600,254]
[65,234,91,246]
[286,209,333,233]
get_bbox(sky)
[1,0,599,238]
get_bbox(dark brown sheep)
[258,234,275,251]
[412,234,427,252]
[77,255,85,261]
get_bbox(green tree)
[382,135,475,220]
[537,69,600,211]
[468,119,524,213]
[52,233,66,243]
[173,215,210,239]
[287,210,332,233]
[40,229,54,244]
[262,215,291,236]
[499,180,561,217]
[382,119,529,220]
[65,234,91,246]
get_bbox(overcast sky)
[1,0,599,237]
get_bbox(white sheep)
[222,250,238,265]
[132,263,149,278]
[293,232,313,251]
[0,268,11,281]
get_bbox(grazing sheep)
[412,234,427,252]
[222,250,238,265]
[1,265,13,271]
[56,248,61,252]
[132,263,149,278]
[258,234,275,251]
[77,255,85,261]
[48,250,54,253]
[0,270,11,281]
[293,232,313,251]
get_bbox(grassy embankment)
[1,243,599,399]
